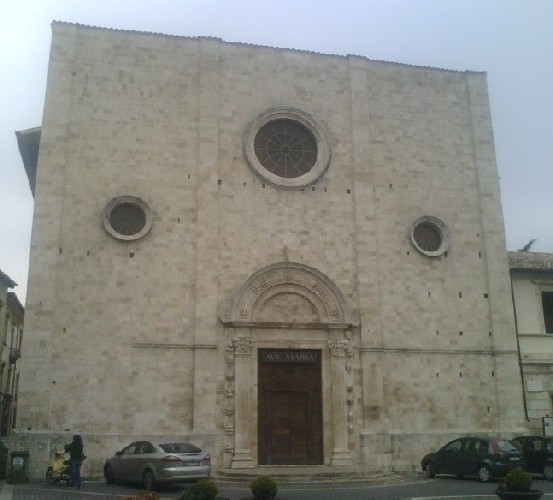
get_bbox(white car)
[104,440,211,490]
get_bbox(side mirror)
[116,451,123,456]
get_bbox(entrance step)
[216,466,386,484]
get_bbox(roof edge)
[51,21,485,75]
[7,292,24,322]
[0,269,17,289]
[15,126,41,198]
[508,251,553,272]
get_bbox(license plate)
[183,461,201,467]
[509,457,520,461]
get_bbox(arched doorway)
[221,262,357,468]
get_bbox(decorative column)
[328,339,354,465]
[230,336,255,468]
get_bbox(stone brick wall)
[15,22,527,478]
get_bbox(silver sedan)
[103,440,211,490]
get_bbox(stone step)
[215,466,388,484]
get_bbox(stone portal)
[222,262,357,468]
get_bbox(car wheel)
[478,464,492,483]
[143,469,156,491]
[46,467,54,484]
[544,464,553,481]
[104,464,116,484]
[425,463,436,478]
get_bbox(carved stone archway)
[221,262,357,468]
[221,261,355,328]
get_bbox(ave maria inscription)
[261,350,319,364]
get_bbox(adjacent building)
[15,22,527,479]
[0,271,24,437]
[509,251,553,435]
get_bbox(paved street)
[1,475,553,499]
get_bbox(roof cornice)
[0,269,17,289]
[15,126,41,198]
[51,20,484,75]
[508,251,553,272]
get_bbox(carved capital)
[328,339,349,357]
[233,336,253,355]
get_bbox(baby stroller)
[46,450,71,486]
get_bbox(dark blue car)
[421,436,524,482]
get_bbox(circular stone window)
[244,108,331,189]
[410,216,450,257]
[103,196,153,241]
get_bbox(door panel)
[116,444,138,480]
[258,349,322,465]
[524,438,543,473]
[268,391,308,464]
[462,439,480,476]
[438,439,463,475]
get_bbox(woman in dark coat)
[65,435,85,489]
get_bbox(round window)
[103,196,153,241]
[410,216,449,257]
[244,108,330,189]
[253,119,318,178]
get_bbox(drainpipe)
[510,275,530,422]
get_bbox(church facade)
[15,22,527,478]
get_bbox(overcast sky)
[1,0,552,303]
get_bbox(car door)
[512,437,528,469]
[113,443,139,480]
[0,441,7,478]
[126,441,154,481]
[526,438,544,474]
[438,439,464,475]
[133,441,156,480]
[544,438,553,478]
[461,438,481,477]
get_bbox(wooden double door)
[258,349,323,465]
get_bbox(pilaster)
[328,339,354,465]
[192,38,221,431]
[230,335,255,468]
